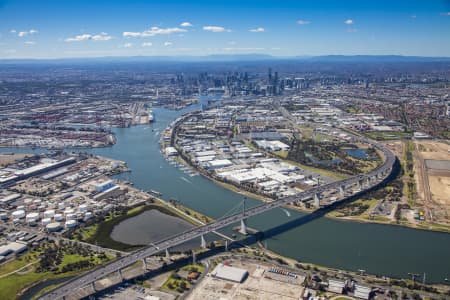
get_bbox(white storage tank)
[38,205,46,212]
[0,212,8,220]
[58,202,65,210]
[46,222,62,232]
[17,205,25,211]
[26,212,40,223]
[79,204,88,212]
[42,218,52,226]
[24,198,33,205]
[54,213,63,221]
[66,213,76,220]
[44,210,55,218]
[12,210,26,219]
[33,199,42,206]
[65,220,77,228]
[64,208,75,216]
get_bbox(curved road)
[40,131,396,300]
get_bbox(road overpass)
[40,134,396,300]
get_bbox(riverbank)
[174,145,450,234]
[74,196,216,252]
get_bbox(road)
[40,131,395,300]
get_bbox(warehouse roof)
[211,263,248,283]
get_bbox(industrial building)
[211,263,249,283]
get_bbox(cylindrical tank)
[24,198,33,205]
[58,202,65,210]
[64,208,75,216]
[54,213,63,221]
[42,217,52,226]
[0,212,8,220]
[65,220,77,228]
[79,204,88,212]
[17,205,25,210]
[44,210,55,218]
[26,212,40,223]
[33,199,42,206]
[12,210,26,219]
[66,213,76,220]
[46,222,61,232]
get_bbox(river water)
[2,105,449,283]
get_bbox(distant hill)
[1,54,449,64]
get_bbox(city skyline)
[1,0,450,59]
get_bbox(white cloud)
[123,26,187,38]
[164,41,173,46]
[297,20,311,25]
[440,12,450,16]
[16,29,38,37]
[180,22,193,27]
[24,41,36,45]
[347,28,357,33]
[123,43,133,48]
[65,32,112,42]
[141,42,153,47]
[203,26,230,33]
[223,47,264,51]
[344,19,354,25]
[249,27,265,32]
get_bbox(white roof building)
[211,263,249,283]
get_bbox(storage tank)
[79,204,88,212]
[85,212,93,219]
[44,210,55,218]
[65,220,77,228]
[46,222,62,232]
[38,205,46,212]
[0,212,8,220]
[33,199,42,206]
[54,213,63,221]
[64,208,75,216]
[66,213,77,220]
[12,210,26,219]
[58,202,65,210]
[42,218,52,226]
[17,205,25,211]
[24,198,33,205]
[26,212,40,223]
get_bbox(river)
[1,105,449,284]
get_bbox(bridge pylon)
[200,234,207,248]
[165,248,170,260]
[239,219,248,235]
[314,192,321,208]
[339,185,345,197]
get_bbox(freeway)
[40,133,395,300]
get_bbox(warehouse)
[211,263,248,283]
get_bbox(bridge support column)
[165,248,170,260]
[91,281,96,292]
[357,179,363,191]
[192,250,196,264]
[200,234,207,249]
[142,258,147,270]
[314,193,320,208]
[118,269,123,281]
[225,239,228,251]
[239,219,248,235]
[366,176,371,187]
[339,185,345,197]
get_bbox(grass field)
[365,131,411,141]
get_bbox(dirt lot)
[187,261,304,300]
[416,141,450,160]
[414,141,450,224]
[0,153,31,167]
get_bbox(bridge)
[40,134,396,300]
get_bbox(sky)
[0,0,450,59]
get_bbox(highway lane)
[40,132,395,300]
